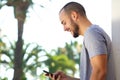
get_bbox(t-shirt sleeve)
[84,29,107,58]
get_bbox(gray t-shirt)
[80,24,115,80]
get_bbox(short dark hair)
[60,2,86,16]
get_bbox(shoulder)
[83,25,108,58]
[84,25,104,42]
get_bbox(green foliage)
[0,77,8,80]
[0,36,14,68]
[55,41,81,65]
[0,36,82,79]
[0,36,44,79]
[22,43,43,76]
[0,0,79,80]
[44,53,76,74]
[43,41,82,77]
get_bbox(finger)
[48,73,54,79]
[57,75,61,80]
[54,74,61,80]
[44,73,53,78]
[44,73,53,80]
[44,73,49,76]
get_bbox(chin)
[73,36,78,38]
[73,33,79,38]
[73,35,78,38]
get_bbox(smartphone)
[43,70,58,79]
[43,70,53,75]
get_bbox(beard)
[70,19,79,38]
[73,25,79,38]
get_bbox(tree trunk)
[12,1,29,79]
[13,19,24,80]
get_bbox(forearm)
[90,70,106,80]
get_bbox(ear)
[71,11,78,21]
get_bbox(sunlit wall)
[112,0,120,80]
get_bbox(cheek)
[70,25,75,32]
[70,27,75,35]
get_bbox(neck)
[78,17,92,36]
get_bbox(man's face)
[59,10,79,38]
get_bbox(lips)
[65,28,69,31]
[66,28,71,32]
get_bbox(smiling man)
[45,1,115,80]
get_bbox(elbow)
[92,68,107,80]
[97,69,107,80]
[99,70,107,78]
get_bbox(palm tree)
[0,0,51,79]
[0,0,33,79]
[0,36,43,79]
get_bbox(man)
[45,1,115,80]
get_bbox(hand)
[44,71,72,80]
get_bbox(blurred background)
[0,0,113,80]
[112,0,120,80]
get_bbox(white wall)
[112,0,120,80]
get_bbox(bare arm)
[90,54,107,80]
